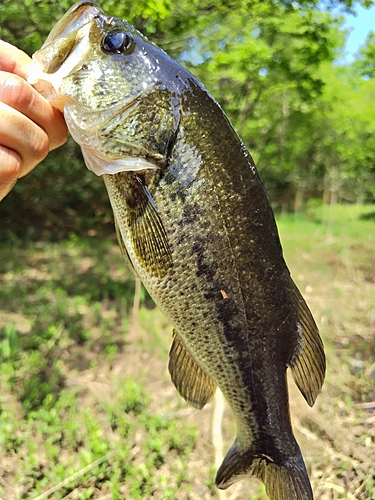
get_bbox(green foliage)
[0,237,198,497]
[0,138,115,242]
[1,206,374,496]
[183,3,348,207]
[0,382,197,497]
[0,0,76,55]
[0,0,375,230]
[356,30,375,77]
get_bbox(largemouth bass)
[30,2,325,498]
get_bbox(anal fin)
[168,330,216,409]
[289,283,326,407]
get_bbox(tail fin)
[216,441,313,500]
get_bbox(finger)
[0,101,50,177]
[0,71,68,151]
[0,145,21,201]
[0,40,32,78]
[47,106,68,151]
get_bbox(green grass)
[279,205,375,398]
[1,203,374,499]
[0,235,197,498]
[277,205,375,500]
[0,383,196,498]
[278,203,375,268]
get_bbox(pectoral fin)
[289,284,326,407]
[114,216,138,277]
[126,175,172,278]
[168,330,216,409]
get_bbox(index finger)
[0,40,32,78]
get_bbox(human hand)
[0,40,68,201]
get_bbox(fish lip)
[33,1,103,74]
[30,3,110,105]
[40,1,101,50]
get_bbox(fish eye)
[101,29,135,55]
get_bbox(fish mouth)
[31,1,144,137]
[29,1,106,110]
[33,1,102,74]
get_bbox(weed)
[1,204,374,498]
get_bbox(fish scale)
[31,2,326,498]
[104,83,308,489]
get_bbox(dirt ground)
[1,209,374,499]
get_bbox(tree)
[0,0,374,239]
[183,3,346,207]
[356,31,375,78]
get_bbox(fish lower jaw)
[81,145,158,176]
[26,63,66,111]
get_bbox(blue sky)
[343,4,375,61]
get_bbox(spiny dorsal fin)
[168,329,216,409]
[216,440,313,500]
[288,283,326,407]
[114,216,138,277]
[125,175,172,278]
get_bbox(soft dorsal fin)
[288,283,326,407]
[125,174,173,278]
[168,330,216,409]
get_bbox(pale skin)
[0,40,68,201]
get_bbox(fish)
[29,2,325,498]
